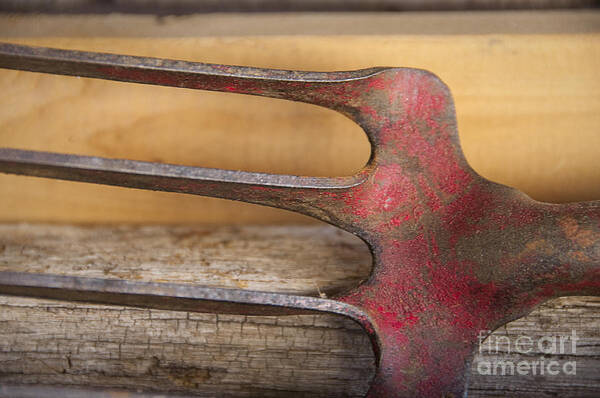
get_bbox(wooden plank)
[0,224,371,295]
[0,12,599,223]
[0,224,598,396]
[2,11,600,36]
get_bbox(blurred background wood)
[0,12,599,223]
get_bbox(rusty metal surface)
[0,42,598,397]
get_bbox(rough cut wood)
[0,224,598,397]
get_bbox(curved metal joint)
[0,43,470,231]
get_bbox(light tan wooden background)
[0,12,599,224]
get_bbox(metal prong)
[0,42,387,110]
[0,271,373,320]
[0,148,367,225]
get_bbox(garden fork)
[0,42,598,397]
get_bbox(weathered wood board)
[0,224,598,397]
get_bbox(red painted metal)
[0,43,598,397]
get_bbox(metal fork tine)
[0,148,366,224]
[0,42,387,110]
[0,270,375,325]
[0,148,362,189]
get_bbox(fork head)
[0,43,599,397]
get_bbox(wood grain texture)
[0,224,372,295]
[0,13,599,224]
[3,12,600,36]
[0,224,598,397]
